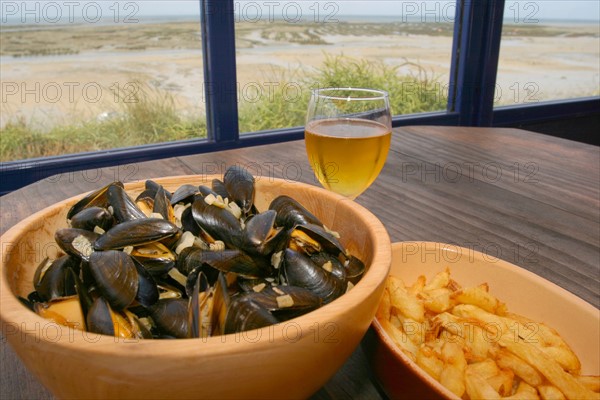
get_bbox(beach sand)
[1,21,598,129]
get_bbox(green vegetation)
[2,56,444,161]
[239,54,447,132]
[0,83,206,161]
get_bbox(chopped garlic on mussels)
[209,240,225,251]
[252,283,266,293]
[276,295,294,308]
[271,251,283,269]
[175,231,196,254]
[72,235,94,258]
[167,268,188,287]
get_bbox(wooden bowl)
[0,175,392,399]
[368,241,600,400]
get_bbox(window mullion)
[448,0,505,126]
[201,0,239,142]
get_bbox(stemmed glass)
[305,88,392,200]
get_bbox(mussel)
[282,248,346,304]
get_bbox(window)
[234,1,456,133]
[1,0,205,162]
[495,0,600,106]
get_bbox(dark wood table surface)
[1,126,599,399]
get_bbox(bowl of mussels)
[0,166,392,399]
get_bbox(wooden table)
[1,126,599,399]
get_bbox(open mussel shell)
[87,296,150,339]
[89,250,139,310]
[185,263,219,296]
[131,258,159,308]
[130,242,176,277]
[223,166,255,214]
[149,298,190,338]
[345,255,366,285]
[176,247,271,279]
[67,182,123,220]
[153,186,175,222]
[55,228,99,261]
[282,248,346,305]
[135,189,155,216]
[34,295,86,330]
[187,272,213,338]
[33,255,79,302]
[210,273,231,336]
[107,184,147,223]
[145,180,172,201]
[269,195,323,230]
[241,210,288,256]
[95,218,180,250]
[310,252,347,283]
[70,206,113,231]
[171,184,198,205]
[300,224,346,256]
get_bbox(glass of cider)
[305,88,392,200]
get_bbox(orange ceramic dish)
[369,241,599,400]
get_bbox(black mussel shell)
[291,223,346,257]
[269,195,323,229]
[171,184,198,205]
[145,180,172,201]
[55,228,99,261]
[176,247,270,278]
[187,272,211,338]
[191,195,243,247]
[107,184,146,223]
[95,218,180,250]
[282,248,346,304]
[241,210,288,256]
[149,298,189,338]
[86,296,116,336]
[70,206,114,231]
[33,255,79,302]
[241,285,322,321]
[67,182,123,220]
[210,179,230,199]
[223,166,255,214]
[131,257,159,307]
[223,295,278,334]
[153,186,174,222]
[89,250,139,310]
[310,252,347,282]
[345,255,366,285]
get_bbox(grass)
[3,56,445,161]
[0,83,207,161]
[238,54,447,132]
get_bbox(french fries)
[376,269,600,400]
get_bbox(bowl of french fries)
[368,241,599,400]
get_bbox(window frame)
[1,0,598,195]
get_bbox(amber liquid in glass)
[305,118,391,199]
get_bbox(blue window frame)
[1,0,598,195]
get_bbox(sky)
[2,1,599,23]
